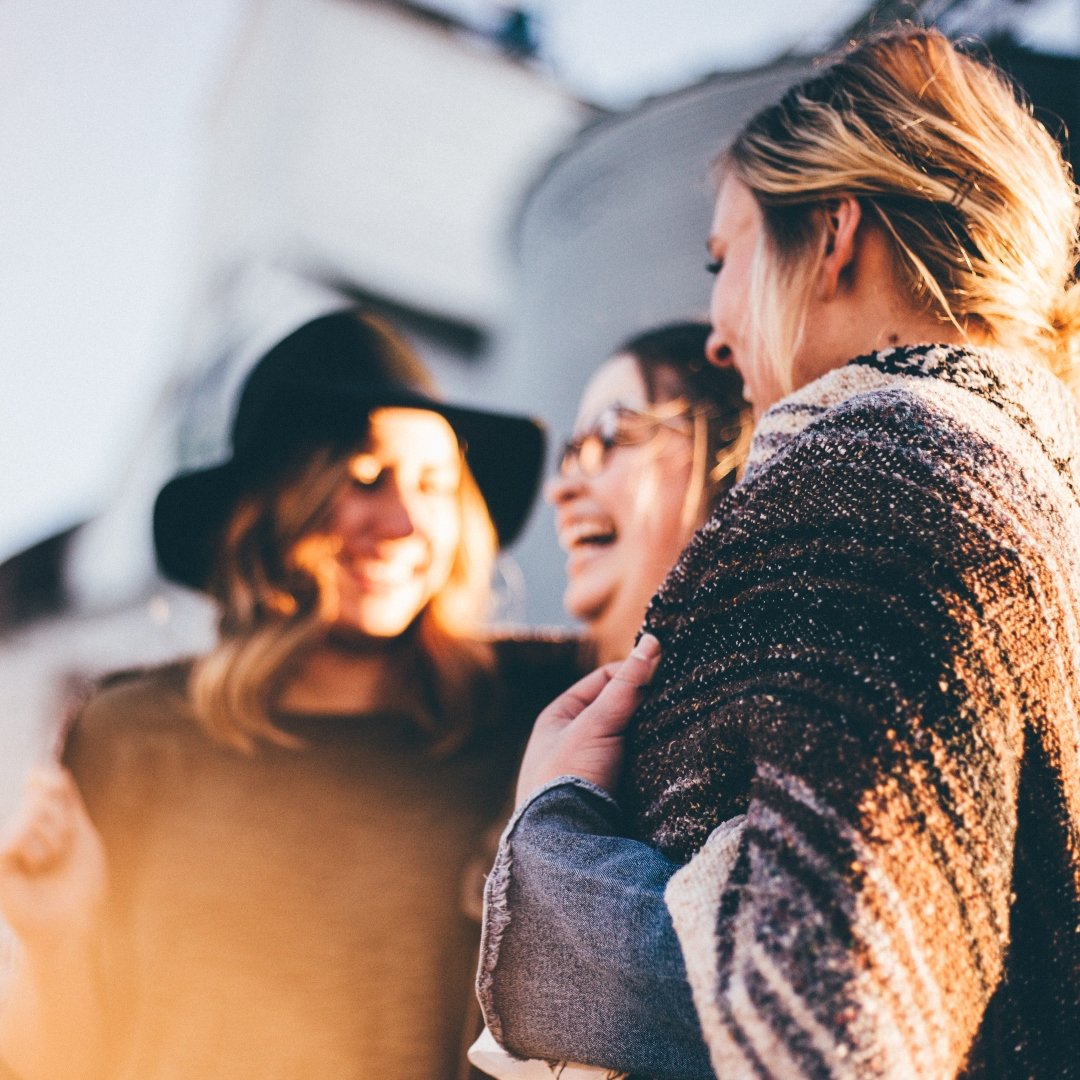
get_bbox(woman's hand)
[0,769,109,1080]
[516,633,661,806]
[0,766,107,948]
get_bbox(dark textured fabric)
[626,346,1080,1078]
[59,636,581,1080]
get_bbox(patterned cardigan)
[625,344,1080,1079]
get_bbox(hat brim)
[154,390,545,591]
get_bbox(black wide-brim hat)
[154,309,545,591]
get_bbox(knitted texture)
[625,345,1080,1079]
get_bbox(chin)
[563,582,610,627]
[327,623,397,647]
[333,602,426,641]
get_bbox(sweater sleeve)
[633,394,1036,1078]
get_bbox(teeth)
[349,562,417,585]
[560,519,616,549]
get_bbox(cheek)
[423,503,463,575]
[598,442,667,503]
[632,457,696,554]
[708,277,725,330]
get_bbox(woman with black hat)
[0,309,582,1080]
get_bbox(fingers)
[538,634,662,729]
[610,633,662,688]
[576,633,661,739]
[535,662,623,727]
[1,767,79,874]
[516,635,663,801]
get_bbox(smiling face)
[546,354,700,664]
[290,407,463,641]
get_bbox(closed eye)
[419,474,459,496]
[349,453,383,488]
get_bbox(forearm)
[478,778,714,1080]
[0,937,105,1080]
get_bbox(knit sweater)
[626,344,1080,1079]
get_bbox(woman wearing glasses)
[547,323,751,666]
[467,324,750,1079]
[465,322,751,1078]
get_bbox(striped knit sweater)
[625,344,1080,1079]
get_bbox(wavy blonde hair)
[719,26,1080,397]
[190,437,497,753]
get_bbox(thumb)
[614,632,661,686]
[577,633,661,739]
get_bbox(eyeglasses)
[557,402,697,478]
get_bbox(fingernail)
[631,633,660,660]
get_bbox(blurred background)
[1,0,1077,806]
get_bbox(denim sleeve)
[477,777,715,1080]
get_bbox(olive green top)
[61,637,581,1080]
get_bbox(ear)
[816,195,862,301]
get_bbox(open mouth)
[559,519,617,551]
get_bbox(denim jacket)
[476,777,715,1080]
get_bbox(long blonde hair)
[190,437,498,753]
[721,27,1080,397]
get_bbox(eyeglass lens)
[558,404,692,478]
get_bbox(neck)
[277,636,409,715]
[591,628,632,667]
[797,220,985,392]
[868,312,974,355]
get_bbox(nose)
[544,467,583,508]
[338,480,416,545]
[705,328,734,369]
[373,480,417,540]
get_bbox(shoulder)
[489,631,587,692]
[749,344,1077,495]
[60,661,200,833]
[482,632,588,733]
[650,363,1053,636]
[73,660,192,728]
[62,660,196,763]
[719,369,1037,550]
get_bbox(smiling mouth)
[559,520,617,552]
[343,561,421,590]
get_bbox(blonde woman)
[478,28,1080,1080]
[0,310,581,1080]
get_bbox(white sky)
[0,0,248,561]
[0,0,1075,562]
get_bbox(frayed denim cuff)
[477,776,619,1048]
[476,778,714,1079]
